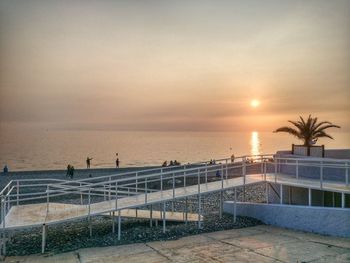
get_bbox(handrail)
[1,154,348,214]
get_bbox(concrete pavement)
[5,225,350,262]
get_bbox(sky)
[0,0,349,132]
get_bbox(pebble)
[6,184,266,256]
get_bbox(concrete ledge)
[224,201,350,238]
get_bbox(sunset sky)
[1,0,349,132]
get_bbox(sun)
[250,99,260,108]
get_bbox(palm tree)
[274,115,340,147]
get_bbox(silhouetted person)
[231,154,235,163]
[66,164,74,179]
[162,161,167,167]
[86,157,93,169]
[170,160,174,166]
[116,158,119,168]
[3,165,8,173]
[69,165,75,179]
[66,164,71,178]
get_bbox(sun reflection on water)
[250,131,261,156]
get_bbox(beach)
[0,166,159,190]
[1,165,267,256]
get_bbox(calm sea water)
[0,128,349,171]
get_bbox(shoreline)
[0,166,160,189]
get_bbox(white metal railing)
[1,154,349,230]
[273,156,349,189]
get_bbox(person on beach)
[231,154,235,163]
[3,165,8,173]
[86,157,93,169]
[66,164,71,178]
[66,164,74,179]
[116,158,119,168]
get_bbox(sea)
[0,128,349,171]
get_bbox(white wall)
[224,202,350,238]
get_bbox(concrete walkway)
[5,225,350,263]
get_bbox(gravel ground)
[5,184,266,256]
[2,165,267,256]
[7,214,263,256]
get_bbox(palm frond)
[274,115,340,146]
[314,124,340,134]
[288,120,304,131]
[312,121,332,132]
[310,117,318,131]
[274,127,301,138]
[314,131,334,140]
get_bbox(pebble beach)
[1,166,267,256]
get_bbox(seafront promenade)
[4,225,350,262]
[1,154,349,256]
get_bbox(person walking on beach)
[231,154,235,163]
[86,157,93,169]
[116,158,119,168]
[66,164,74,179]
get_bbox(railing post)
[280,184,283,205]
[198,169,201,194]
[197,194,201,229]
[115,182,118,209]
[221,164,224,189]
[162,202,166,233]
[172,173,175,199]
[243,157,246,185]
[88,186,91,221]
[274,157,277,173]
[145,177,148,204]
[308,188,312,206]
[103,185,106,201]
[109,176,111,201]
[7,195,9,214]
[80,183,83,205]
[41,224,46,253]
[46,185,49,213]
[320,161,323,189]
[221,163,224,184]
[266,182,269,204]
[160,173,163,193]
[135,172,138,193]
[296,160,299,179]
[184,167,187,187]
[346,162,349,186]
[16,181,19,206]
[117,210,121,240]
[274,157,277,183]
[233,187,237,223]
[1,195,5,230]
[225,159,228,180]
[205,163,208,184]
